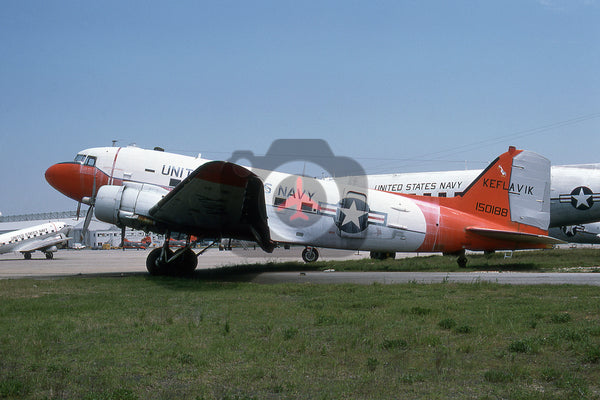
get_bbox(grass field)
[199,247,600,277]
[318,247,600,273]
[1,249,599,399]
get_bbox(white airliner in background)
[0,222,70,259]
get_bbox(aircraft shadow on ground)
[145,260,543,287]
[191,262,318,280]
[139,262,319,290]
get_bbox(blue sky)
[1,0,599,214]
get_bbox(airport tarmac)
[1,247,600,285]
[0,247,364,278]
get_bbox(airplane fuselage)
[47,146,555,254]
[46,146,600,231]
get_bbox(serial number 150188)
[475,202,509,217]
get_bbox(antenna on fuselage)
[112,140,117,147]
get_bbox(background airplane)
[0,222,70,259]
[550,222,600,245]
[46,146,559,272]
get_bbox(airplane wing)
[149,161,276,252]
[14,234,69,253]
[466,227,564,245]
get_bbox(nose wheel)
[302,246,319,263]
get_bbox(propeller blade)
[80,205,94,242]
[92,168,97,199]
[79,167,98,243]
[121,225,126,250]
[76,202,81,220]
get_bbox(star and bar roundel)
[272,176,387,232]
[558,186,600,210]
[319,194,387,234]
[335,196,370,233]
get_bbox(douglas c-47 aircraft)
[46,145,561,273]
[0,222,70,259]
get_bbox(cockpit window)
[85,156,97,167]
[74,154,86,164]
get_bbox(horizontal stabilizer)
[466,227,564,245]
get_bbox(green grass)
[252,247,600,273]
[1,275,600,399]
[333,247,600,272]
[181,248,600,281]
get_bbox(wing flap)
[149,161,275,252]
[466,227,564,245]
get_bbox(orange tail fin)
[410,147,561,253]
[446,146,550,235]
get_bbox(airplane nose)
[45,162,93,202]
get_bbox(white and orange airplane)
[0,222,70,259]
[46,145,560,274]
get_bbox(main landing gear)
[146,232,205,276]
[21,252,54,260]
[302,246,319,263]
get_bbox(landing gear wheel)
[23,252,32,260]
[45,252,54,260]
[146,248,172,276]
[302,247,319,263]
[174,249,198,275]
[457,255,468,268]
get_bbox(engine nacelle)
[95,184,169,230]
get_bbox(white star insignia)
[572,188,592,209]
[340,201,366,229]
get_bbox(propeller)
[80,205,94,242]
[120,225,126,250]
[79,169,98,243]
